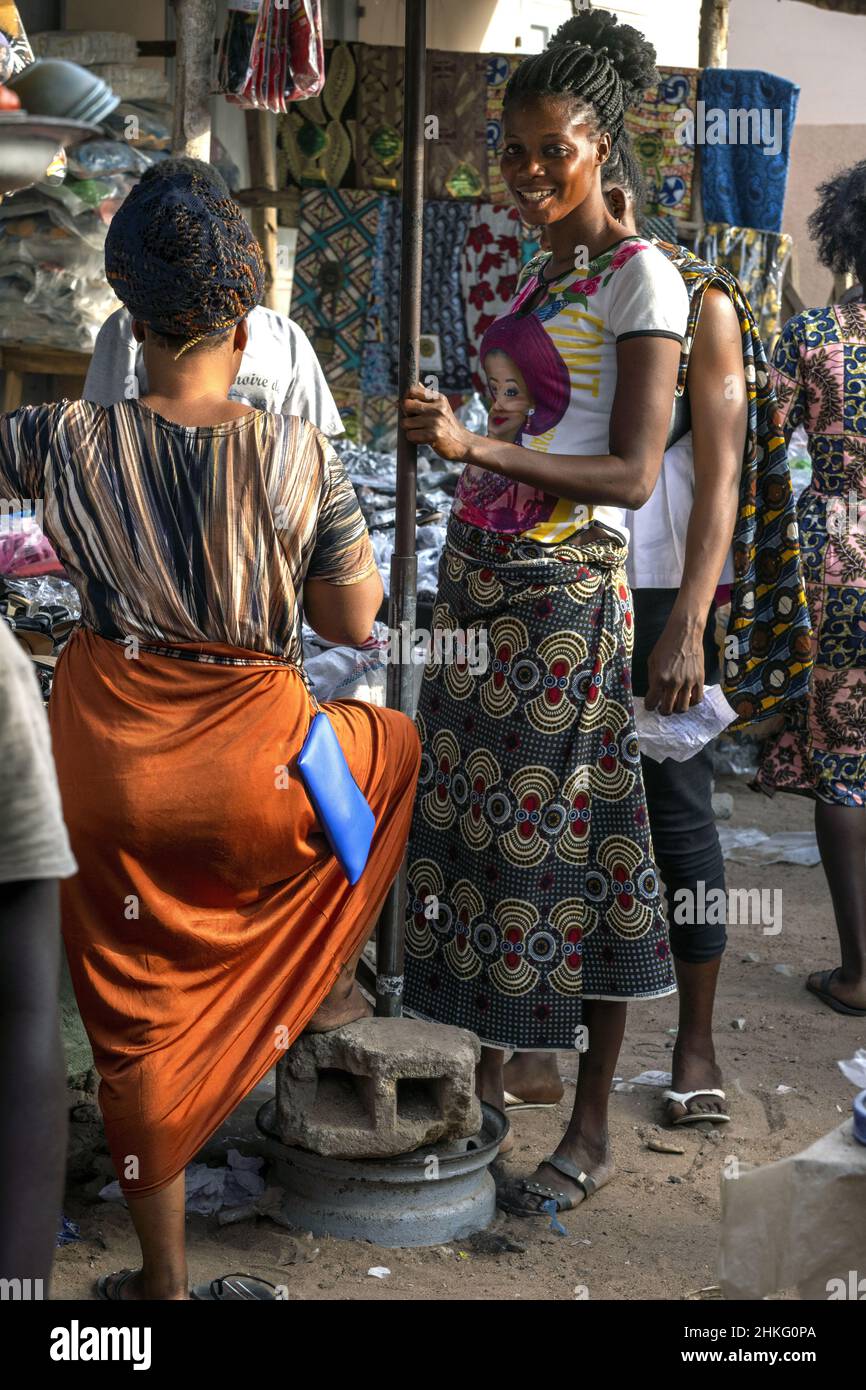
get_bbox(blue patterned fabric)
[698,69,799,233]
[362,198,473,394]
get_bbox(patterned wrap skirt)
[403,517,676,1050]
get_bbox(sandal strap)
[545,1153,598,1197]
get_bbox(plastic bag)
[67,138,150,178]
[717,827,821,867]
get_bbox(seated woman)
[0,159,421,1301]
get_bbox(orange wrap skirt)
[50,629,420,1197]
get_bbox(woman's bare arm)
[303,571,384,647]
[401,335,683,512]
[644,288,746,713]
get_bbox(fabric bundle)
[698,69,799,233]
[625,67,699,223]
[425,51,488,200]
[276,40,357,190]
[290,188,380,387]
[694,223,793,351]
[361,196,473,395]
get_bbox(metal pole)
[375,0,426,1018]
[171,0,216,160]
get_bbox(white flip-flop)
[504,1090,558,1112]
[663,1087,731,1125]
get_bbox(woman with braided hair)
[0,159,421,1298]
[401,12,690,1217]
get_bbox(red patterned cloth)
[460,204,523,394]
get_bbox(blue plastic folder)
[297,710,376,885]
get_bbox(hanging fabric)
[485,54,521,202]
[694,223,793,353]
[355,43,405,191]
[276,40,358,189]
[362,197,472,396]
[290,188,381,388]
[425,51,488,200]
[625,67,699,224]
[698,69,799,234]
[459,203,525,394]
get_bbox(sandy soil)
[52,774,864,1302]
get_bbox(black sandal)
[497,1153,600,1217]
[806,968,866,1017]
[191,1273,280,1300]
[96,1268,138,1301]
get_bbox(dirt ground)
[52,773,864,1302]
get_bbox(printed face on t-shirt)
[485,350,534,442]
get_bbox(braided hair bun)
[505,7,657,147]
[550,9,657,109]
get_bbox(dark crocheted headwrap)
[104,165,265,354]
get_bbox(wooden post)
[698,0,730,68]
[244,110,280,311]
[171,0,216,159]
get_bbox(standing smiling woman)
[401,12,689,1216]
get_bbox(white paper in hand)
[633,684,737,763]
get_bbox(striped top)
[0,399,376,664]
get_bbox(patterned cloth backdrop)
[698,69,799,234]
[695,223,793,353]
[355,42,404,191]
[485,54,521,202]
[625,67,699,223]
[425,51,488,200]
[362,197,473,395]
[460,203,524,394]
[290,189,381,389]
[276,40,358,195]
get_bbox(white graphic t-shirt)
[453,236,690,544]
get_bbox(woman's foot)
[98,1268,188,1301]
[502,1051,564,1106]
[305,974,372,1032]
[666,1035,725,1123]
[502,1130,615,1213]
[806,966,866,1014]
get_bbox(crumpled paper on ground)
[633,685,737,762]
[99,1149,265,1216]
[719,1120,866,1299]
[717,828,821,867]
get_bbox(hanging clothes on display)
[290,188,381,387]
[355,42,404,191]
[362,197,473,395]
[694,223,793,352]
[485,54,521,203]
[425,50,488,200]
[625,67,699,223]
[276,40,357,190]
[459,203,524,394]
[698,69,799,233]
[217,0,325,111]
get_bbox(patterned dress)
[403,239,685,1050]
[757,302,866,805]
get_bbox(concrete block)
[275,1018,482,1159]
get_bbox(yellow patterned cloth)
[484,53,522,203]
[694,223,793,354]
[625,67,699,223]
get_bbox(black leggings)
[631,589,727,964]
